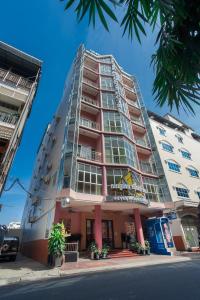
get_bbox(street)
[0,259,200,300]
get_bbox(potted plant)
[140,244,146,255]
[145,240,150,255]
[94,248,101,260]
[88,241,97,260]
[101,244,110,259]
[48,222,66,267]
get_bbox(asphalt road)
[1,259,200,300]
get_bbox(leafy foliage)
[48,222,66,257]
[60,0,200,114]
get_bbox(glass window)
[167,162,181,173]
[102,92,116,109]
[142,176,160,202]
[105,136,136,167]
[101,77,114,90]
[100,64,112,75]
[161,142,173,153]
[176,187,189,198]
[103,111,132,138]
[76,163,102,195]
[176,134,183,144]
[188,168,199,178]
[158,127,166,136]
[181,150,191,160]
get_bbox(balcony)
[140,160,157,175]
[84,57,99,73]
[83,77,99,89]
[127,99,139,109]
[130,115,144,126]
[135,137,149,147]
[0,68,32,90]
[81,95,98,107]
[0,111,19,126]
[80,118,100,130]
[77,148,102,162]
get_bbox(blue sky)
[0,1,199,225]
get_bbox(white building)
[0,41,42,194]
[148,111,200,251]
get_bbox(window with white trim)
[180,150,191,160]
[187,167,199,178]
[175,134,183,144]
[161,142,173,153]
[100,64,112,75]
[167,161,181,173]
[175,186,189,198]
[102,92,116,109]
[158,127,166,136]
[101,77,114,90]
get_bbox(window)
[107,168,141,196]
[76,163,102,195]
[187,167,199,178]
[102,92,116,109]
[101,77,114,90]
[161,142,173,153]
[103,111,132,138]
[105,136,136,167]
[100,64,112,75]
[143,177,162,202]
[176,134,183,144]
[119,97,128,115]
[176,187,189,198]
[197,191,200,200]
[158,127,166,136]
[180,150,191,160]
[167,161,181,173]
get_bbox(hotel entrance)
[86,219,114,249]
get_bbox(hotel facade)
[0,41,42,194]
[22,46,173,264]
[148,112,200,251]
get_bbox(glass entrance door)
[102,220,114,248]
[86,219,114,249]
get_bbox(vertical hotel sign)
[107,170,148,205]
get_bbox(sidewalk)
[0,253,195,286]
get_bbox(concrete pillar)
[94,205,102,249]
[134,208,145,246]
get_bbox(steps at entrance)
[108,249,139,259]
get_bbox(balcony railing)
[83,77,99,88]
[78,149,102,162]
[84,63,98,73]
[135,137,149,148]
[130,116,144,126]
[0,68,32,90]
[81,96,98,107]
[127,99,139,108]
[80,118,100,130]
[140,161,156,174]
[0,111,19,126]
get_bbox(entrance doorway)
[86,219,114,248]
[182,215,199,248]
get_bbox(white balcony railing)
[0,111,19,125]
[0,68,32,90]
[135,137,149,148]
[83,77,99,88]
[81,96,98,107]
[78,148,101,162]
[80,118,100,130]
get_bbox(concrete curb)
[0,256,192,287]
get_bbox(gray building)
[0,41,42,194]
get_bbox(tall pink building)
[22,46,170,264]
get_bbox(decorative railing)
[0,68,32,90]
[135,137,149,147]
[127,99,139,108]
[81,96,98,107]
[0,111,19,125]
[78,149,102,162]
[84,62,98,72]
[80,118,100,130]
[130,116,143,126]
[83,77,99,88]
